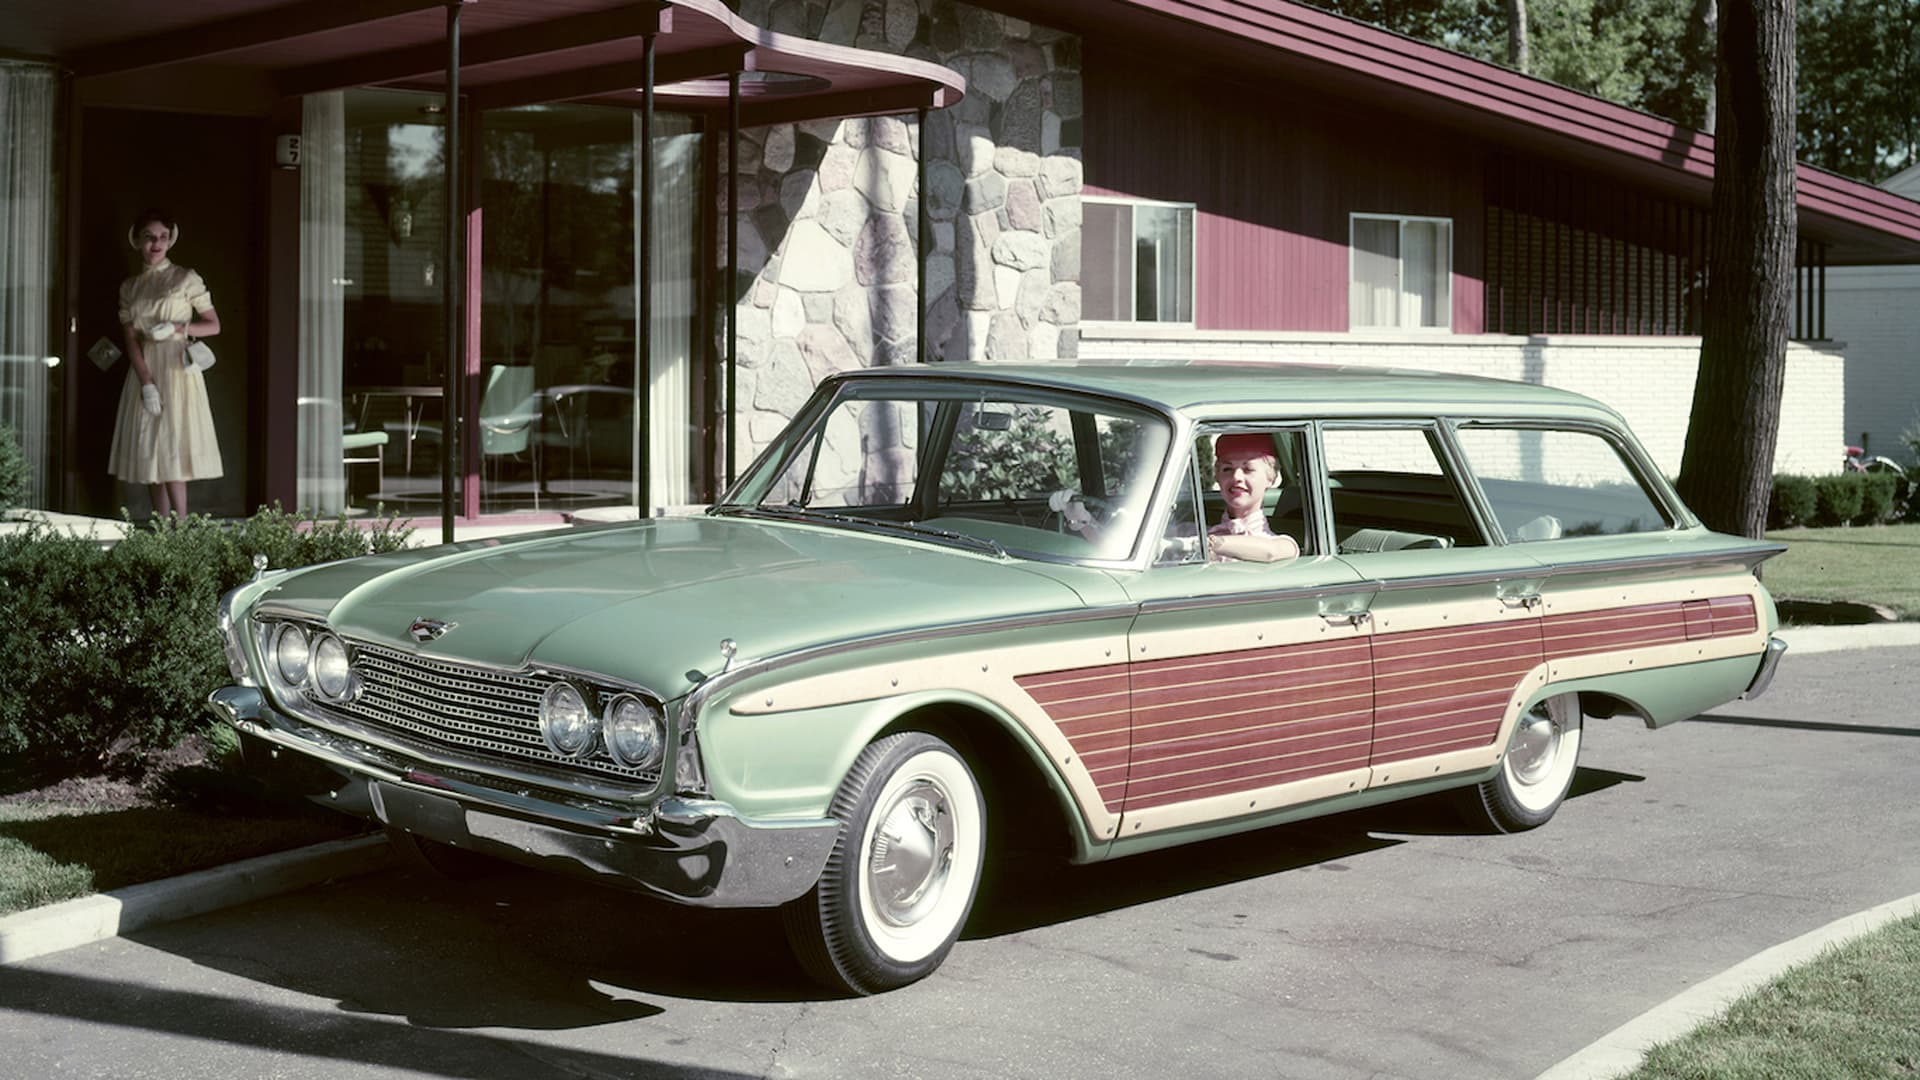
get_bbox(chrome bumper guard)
[1740,636,1789,700]
[206,685,837,908]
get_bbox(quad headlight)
[271,622,311,688]
[539,681,597,758]
[602,693,665,770]
[309,633,357,702]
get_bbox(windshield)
[718,379,1174,562]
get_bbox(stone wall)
[723,0,1083,474]
[1080,327,1845,478]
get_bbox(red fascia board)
[1108,0,1920,247]
[1151,0,1716,172]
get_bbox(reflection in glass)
[480,105,702,514]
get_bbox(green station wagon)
[210,362,1787,993]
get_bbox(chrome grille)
[328,640,661,786]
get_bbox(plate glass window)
[1084,198,1195,324]
[1350,215,1452,330]
[1453,426,1673,540]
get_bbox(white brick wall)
[1079,327,1844,477]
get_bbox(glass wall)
[0,61,60,508]
[299,91,704,518]
[299,88,451,516]
[479,105,702,513]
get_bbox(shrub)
[1812,473,1865,527]
[1768,474,1818,529]
[0,507,413,780]
[0,422,29,511]
[1858,471,1900,525]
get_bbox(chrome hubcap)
[1508,706,1561,786]
[867,780,954,928]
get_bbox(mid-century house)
[1822,161,1920,462]
[3,0,1918,527]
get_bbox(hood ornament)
[409,617,457,643]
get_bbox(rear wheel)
[782,731,985,995]
[1460,693,1583,833]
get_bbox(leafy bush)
[0,422,29,511]
[1812,473,1865,527]
[0,508,412,781]
[1858,471,1901,525]
[1769,474,1818,529]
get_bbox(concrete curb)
[1535,891,1920,1080]
[1775,622,1920,655]
[0,834,390,966]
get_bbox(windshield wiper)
[721,504,1006,558]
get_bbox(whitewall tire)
[1463,692,1584,833]
[782,731,985,995]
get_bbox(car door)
[1317,422,1551,789]
[1115,425,1376,841]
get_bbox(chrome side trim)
[1741,636,1789,699]
[677,600,1141,750]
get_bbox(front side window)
[1453,426,1673,541]
[1350,215,1452,330]
[723,381,1173,562]
[1321,425,1483,551]
[1084,198,1195,324]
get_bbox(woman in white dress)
[108,208,223,517]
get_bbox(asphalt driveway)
[3,644,1917,1080]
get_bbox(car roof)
[833,361,1624,422]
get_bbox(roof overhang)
[978,0,1920,266]
[16,0,963,127]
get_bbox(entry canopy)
[35,0,965,126]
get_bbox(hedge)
[0,508,412,780]
[0,422,28,511]
[1769,471,1910,529]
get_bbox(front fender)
[695,688,1101,859]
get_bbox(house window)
[1350,214,1452,330]
[1084,198,1194,324]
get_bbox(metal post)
[916,105,928,364]
[441,1,462,544]
[636,32,654,515]
[726,71,739,486]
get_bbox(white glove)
[140,383,162,417]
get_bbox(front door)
[73,107,259,517]
[1117,425,1375,840]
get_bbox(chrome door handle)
[1321,610,1372,627]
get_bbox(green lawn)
[0,794,364,917]
[1625,913,1920,1079]
[1763,523,1920,620]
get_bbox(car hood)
[254,517,1098,698]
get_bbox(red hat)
[1214,432,1277,462]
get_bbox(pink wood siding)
[1369,619,1542,763]
[1084,45,1486,333]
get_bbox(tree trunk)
[1506,0,1529,73]
[1685,0,1719,133]
[1675,0,1796,539]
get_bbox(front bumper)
[207,685,838,908]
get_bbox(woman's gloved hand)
[141,383,162,417]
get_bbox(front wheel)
[781,731,986,995]
[1460,693,1583,833]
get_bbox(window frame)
[1348,212,1455,333]
[1445,418,1687,544]
[1081,195,1198,328]
[1315,419,1493,552]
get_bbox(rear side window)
[1453,427,1673,541]
[1321,426,1484,551]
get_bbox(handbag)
[184,338,216,372]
